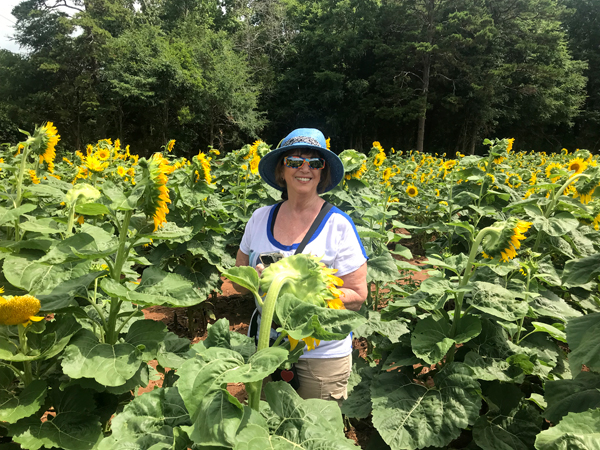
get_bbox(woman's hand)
[256,263,265,278]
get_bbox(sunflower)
[381,167,393,185]
[28,170,40,184]
[117,166,126,177]
[494,156,505,164]
[372,141,384,152]
[486,173,496,184]
[506,173,522,189]
[443,160,457,171]
[196,152,212,184]
[288,335,321,352]
[545,163,562,183]
[249,152,260,175]
[373,152,386,167]
[435,189,440,197]
[84,154,109,173]
[143,153,172,230]
[0,294,45,326]
[167,139,176,153]
[96,148,111,161]
[506,138,515,154]
[573,168,600,204]
[406,185,418,197]
[36,122,60,173]
[568,157,587,175]
[593,213,600,230]
[483,219,532,262]
[350,162,367,180]
[326,138,331,150]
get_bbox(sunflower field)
[1,123,600,450]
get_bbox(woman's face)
[282,152,322,196]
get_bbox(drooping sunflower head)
[506,138,515,154]
[373,151,386,167]
[573,166,600,205]
[31,122,60,173]
[372,141,384,152]
[506,173,522,189]
[568,157,588,175]
[139,153,172,230]
[545,162,563,183]
[482,218,533,262]
[406,184,418,198]
[260,254,343,308]
[167,139,176,153]
[0,294,44,326]
[195,152,212,184]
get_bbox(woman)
[235,128,368,405]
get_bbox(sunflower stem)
[248,273,291,411]
[17,324,33,386]
[514,269,532,344]
[14,144,32,243]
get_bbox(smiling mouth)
[295,177,312,182]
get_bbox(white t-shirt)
[240,203,368,359]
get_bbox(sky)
[0,0,21,53]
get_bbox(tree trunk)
[416,0,435,153]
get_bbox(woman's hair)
[274,148,332,195]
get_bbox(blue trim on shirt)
[266,203,335,252]
[329,206,369,260]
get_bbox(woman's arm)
[236,249,249,267]
[338,262,368,311]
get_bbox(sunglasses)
[284,156,326,170]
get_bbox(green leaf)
[275,293,366,342]
[530,290,582,322]
[535,409,600,449]
[531,322,567,343]
[38,228,118,264]
[19,217,65,234]
[566,312,600,373]
[473,403,542,450]
[75,202,110,216]
[8,387,102,450]
[354,311,409,343]
[562,253,600,286]
[469,281,528,321]
[411,314,481,364]
[236,381,357,449]
[98,387,191,450]
[61,329,143,386]
[38,271,104,311]
[342,363,377,419]
[0,204,37,227]
[221,266,260,295]
[463,351,515,382]
[371,363,481,449]
[157,332,192,369]
[0,373,47,424]
[367,251,400,283]
[544,372,600,424]
[102,267,206,307]
[3,254,91,295]
[125,319,169,361]
[533,212,579,237]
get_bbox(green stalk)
[18,324,33,386]
[450,227,495,337]
[14,144,32,243]
[66,205,76,236]
[514,269,532,344]
[105,210,133,344]
[247,274,292,411]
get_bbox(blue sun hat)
[258,128,344,193]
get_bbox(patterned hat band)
[280,136,323,148]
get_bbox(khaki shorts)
[295,354,352,407]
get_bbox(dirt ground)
[141,260,430,447]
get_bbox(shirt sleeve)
[239,213,255,256]
[332,215,368,277]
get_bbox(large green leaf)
[530,290,582,322]
[562,253,600,287]
[98,387,191,450]
[544,372,600,424]
[533,212,579,237]
[341,363,378,420]
[19,217,65,234]
[354,311,409,343]
[101,267,206,307]
[235,382,357,450]
[566,312,600,373]
[0,368,47,424]
[371,363,481,449]
[125,319,169,361]
[411,314,481,364]
[38,227,118,264]
[0,204,37,227]
[473,403,542,450]
[177,346,287,446]
[367,251,400,283]
[463,351,516,382]
[38,271,104,311]
[275,293,366,342]
[8,387,102,450]
[61,329,143,386]
[535,409,600,449]
[469,281,528,321]
[221,266,260,295]
[0,315,81,362]
[3,254,91,295]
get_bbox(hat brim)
[258,144,344,193]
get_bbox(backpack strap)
[294,202,333,255]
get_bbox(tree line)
[0,0,598,156]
